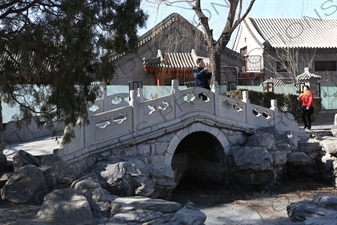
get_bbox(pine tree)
[0,0,148,146]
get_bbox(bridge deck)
[3,118,333,161]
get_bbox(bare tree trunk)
[209,47,222,85]
[0,101,8,165]
[192,0,255,85]
[0,102,2,145]
[148,0,256,85]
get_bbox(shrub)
[226,89,321,122]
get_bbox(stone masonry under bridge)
[53,79,304,188]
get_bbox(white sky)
[139,0,337,48]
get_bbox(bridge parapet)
[54,79,300,167]
[88,92,130,114]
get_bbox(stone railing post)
[270,99,277,111]
[171,79,179,95]
[0,101,8,165]
[137,88,144,102]
[102,84,108,111]
[270,99,278,127]
[242,91,249,104]
[83,117,92,149]
[242,91,249,124]
[130,90,139,132]
[212,81,219,116]
[171,79,181,119]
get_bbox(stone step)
[296,130,310,142]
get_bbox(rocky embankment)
[1,124,337,224]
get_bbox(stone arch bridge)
[54,80,301,186]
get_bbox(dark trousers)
[198,93,208,101]
[301,106,314,129]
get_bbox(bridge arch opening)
[171,131,228,190]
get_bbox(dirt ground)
[0,180,336,225]
[172,180,337,207]
[171,180,337,225]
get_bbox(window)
[240,46,247,55]
[315,61,336,71]
[276,61,290,72]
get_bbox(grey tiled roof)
[297,70,321,81]
[144,52,195,69]
[261,77,285,86]
[159,52,195,69]
[260,77,294,86]
[249,18,337,48]
[0,48,54,74]
[112,13,244,61]
[110,14,179,60]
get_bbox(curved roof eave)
[245,18,266,48]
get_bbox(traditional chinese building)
[233,17,337,86]
[111,13,245,86]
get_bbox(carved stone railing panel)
[88,99,104,115]
[3,119,63,143]
[90,106,133,144]
[177,87,215,117]
[104,93,129,111]
[218,95,246,123]
[137,95,175,131]
[246,103,274,127]
[88,93,129,115]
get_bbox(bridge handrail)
[55,79,299,161]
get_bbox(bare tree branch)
[0,0,41,20]
[192,0,212,38]
[264,47,317,84]
[218,0,255,49]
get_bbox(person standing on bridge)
[193,58,212,101]
[297,85,314,130]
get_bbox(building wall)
[233,20,337,87]
[111,15,206,85]
[111,44,156,85]
[233,21,263,56]
[111,14,243,86]
[263,48,337,86]
[220,53,244,68]
[308,48,337,87]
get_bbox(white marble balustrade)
[55,79,298,163]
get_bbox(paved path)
[3,136,59,160]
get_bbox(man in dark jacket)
[193,58,212,101]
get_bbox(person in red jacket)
[297,85,314,129]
